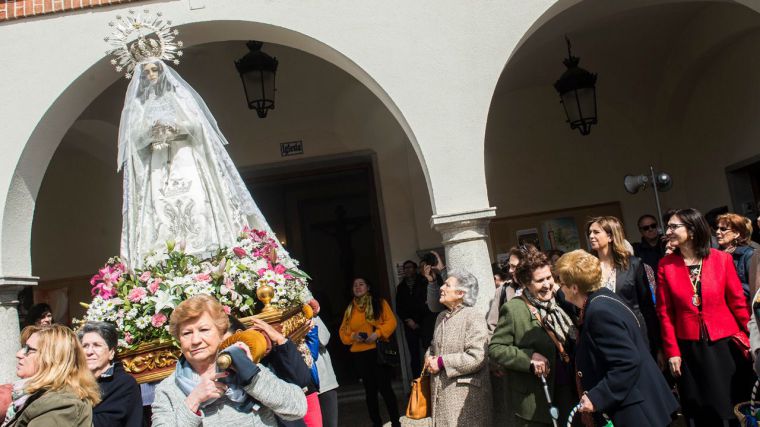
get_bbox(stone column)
[431,208,496,312]
[0,276,37,383]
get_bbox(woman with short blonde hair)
[5,325,100,427]
[168,293,229,340]
[152,295,306,426]
[554,250,602,294]
[557,250,678,426]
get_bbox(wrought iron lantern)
[553,37,597,135]
[234,41,278,118]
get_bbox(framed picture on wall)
[541,217,581,252]
[489,201,623,257]
[516,228,541,250]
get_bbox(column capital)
[431,207,495,245]
[430,207,496,228]
[0,275,38,307]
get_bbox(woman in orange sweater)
[339,277,400,427]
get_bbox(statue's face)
[143,63,160,83]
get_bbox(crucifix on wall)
[311,205,370,285]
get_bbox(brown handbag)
[405,366,431,419]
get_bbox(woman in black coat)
[586,216,661,356]
[555,250,677,427]
[78,322,143,427]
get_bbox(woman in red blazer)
[657,208,751,427]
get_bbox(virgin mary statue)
[110,13,280,269]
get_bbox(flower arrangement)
[81,227,311,350]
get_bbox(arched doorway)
[27,37,436,418]
[485,0,760,253]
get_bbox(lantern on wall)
[234,41,278,118]
[553,37,597,136]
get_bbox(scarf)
[343,294,375,323]
[523,290,575,344]
[174,357,253,412]
[1,380,28,427]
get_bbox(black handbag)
[376,336,400,367]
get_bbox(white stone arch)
[483,0,760,237]
[1,19,432,280]
[485,0,760,122]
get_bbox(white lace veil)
[117,60,290,264]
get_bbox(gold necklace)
[688,259,703,307]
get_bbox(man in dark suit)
[632,214,666,273]
[396,260,430,377]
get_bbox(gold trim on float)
[118,304,312,384]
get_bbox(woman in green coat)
[488,247,577,427]
[5,325,101,427]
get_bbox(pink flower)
[148,278,162,294]
[139,271,151,282]
[223,306,231,315]
[91,282,117,299]
[273,264,287,275]
[127,287,147,303]
[125,332,134,344]
[151,313,168,327]
[195,273,211,282]
[233,247,247,258]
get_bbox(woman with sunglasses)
[716,213,755,304]
[4,325,100,427]
[658,208,751,427]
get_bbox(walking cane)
[566,403,582,427]
[540,374,559,427]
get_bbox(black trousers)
[404,325,422,377]
[353,349,401,427]
[318,389,338,427]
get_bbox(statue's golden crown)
[105,10,183,79]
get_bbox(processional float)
[80,9,313,383]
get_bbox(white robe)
[118,61,278,270]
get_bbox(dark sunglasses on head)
[639,224,658,231]
[717,226,732,233]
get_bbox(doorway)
[244,156,393,386]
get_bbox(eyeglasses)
[21,344,37,356]
[716,226,732,233]
[665,223,686,231]
[639,224,658,231]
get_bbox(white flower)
[151,289,178,313]
[135,316,151,330]
[144,250,169,268]
[126,308,139,320]
[239,272,251,285]
[252,259,268,272]
[228,265,240,276]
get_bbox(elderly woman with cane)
[489,246,576,427]
[423,268,491,427]
[556,250,677,427]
